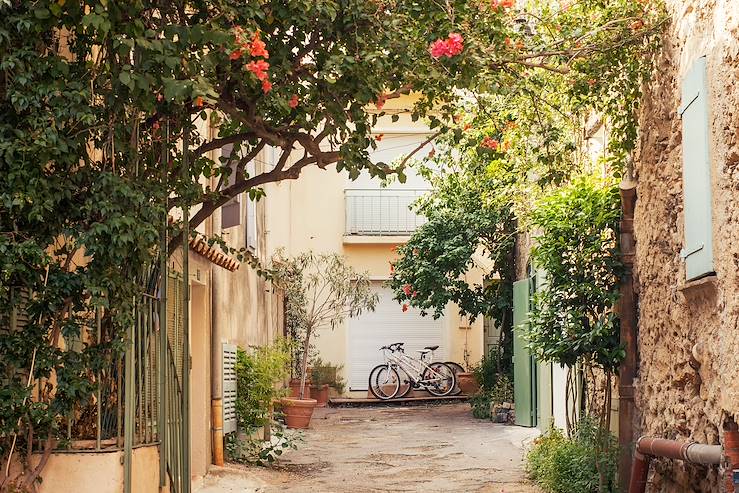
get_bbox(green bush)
[229,338,302,466]
[470,374,514,419]
[526,417,619,493]
[310,357,346,394]
[234,339,292,432]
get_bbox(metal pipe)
[618,179,638,491]
[211,266,224,466]
[182,124,192,493]
[628,436,722,493]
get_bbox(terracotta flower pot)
[312,384,329,407]
[282,397,318,429]
[457,372,480,395]
[289,378,311,399]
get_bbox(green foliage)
[309,357,346,394]
[234,340,291,432]
[229,339,300,466]
[470,374,514,420]
[472,346,510,390]
[525,177,624,371]
[526,417,619,493]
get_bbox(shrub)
[526,417,619,493]
[310,357,346,394]
[230,338,301,465]
[470,374,514,420]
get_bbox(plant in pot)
[272,251,378,428]
[310,358,346,406]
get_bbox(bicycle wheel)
[395,366,414,398]
[368,364,400,400]
[443,361,465,396]
[422,362,456,397]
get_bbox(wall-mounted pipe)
[628,436,722,493]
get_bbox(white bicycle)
[368,342,456,400]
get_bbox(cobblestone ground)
[197,403,542,493]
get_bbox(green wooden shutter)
[679,56,714,281]
[513,278,534,427]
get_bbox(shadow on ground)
[197,402,542,493]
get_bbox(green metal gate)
[513,278,537,427]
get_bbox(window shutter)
[222,343,237,434]
[245,161,257,252]
[220,144,241,230]
[679,56,714,281]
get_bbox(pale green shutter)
[513,278,534,427]
[679,56,714,281]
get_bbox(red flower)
[261,80,273,93]
[412,291,418,298]
[402,284,412,296]
[390,263,395,274]
[481,136,499,150]
[402,304,409,312]
[246,60,270,81]
[194,96,204,108]
[429,33,464,59]
[229,49,243,61]
[288,94,299,108]
[250,32,269,58]
[375,134,384,142]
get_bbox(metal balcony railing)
[345,189,428,236]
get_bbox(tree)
[271,252,377,399]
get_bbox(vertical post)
[618,178,638,491]
[96,307,102,450]
[182,122,191,493]
[159,120,169,487]
[123,299,136,493]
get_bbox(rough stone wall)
[633,1,739,491]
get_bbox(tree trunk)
[298,326,313,400]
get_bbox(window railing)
[345,189,428,236]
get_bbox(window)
[679,56,714,281]
[245,161,257,253]
[220,143,241,230]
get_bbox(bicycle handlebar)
[380,342,405,352]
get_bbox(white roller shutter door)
[347,283,447,390]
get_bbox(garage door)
[346,283,447,390]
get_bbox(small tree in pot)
[272,251,377,427]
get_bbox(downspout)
[618,176,638,490]
[210,269,224,466]
[628,437,722,493]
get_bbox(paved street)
[197,403,541,493]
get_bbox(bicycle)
[368,342,456,400]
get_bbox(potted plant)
[309,358,347,406]
[272,251,378,428]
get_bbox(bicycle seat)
[424,345,439,351]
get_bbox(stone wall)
[633,1,739,490]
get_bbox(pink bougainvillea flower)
[446,33,464,55]
[261,80,273,93]
[402,304,409,312]
[429,32,465,59]
[246,59,270,81]
[481,136,499,150]
[250,31,269,58]
[288,94,299,108]
[402,284,412,296]
[412,290,418,298]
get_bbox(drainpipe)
[210,269,224,466]
[629,437,722,493]
[618,177,638,490]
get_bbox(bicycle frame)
[382,347,446,389]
